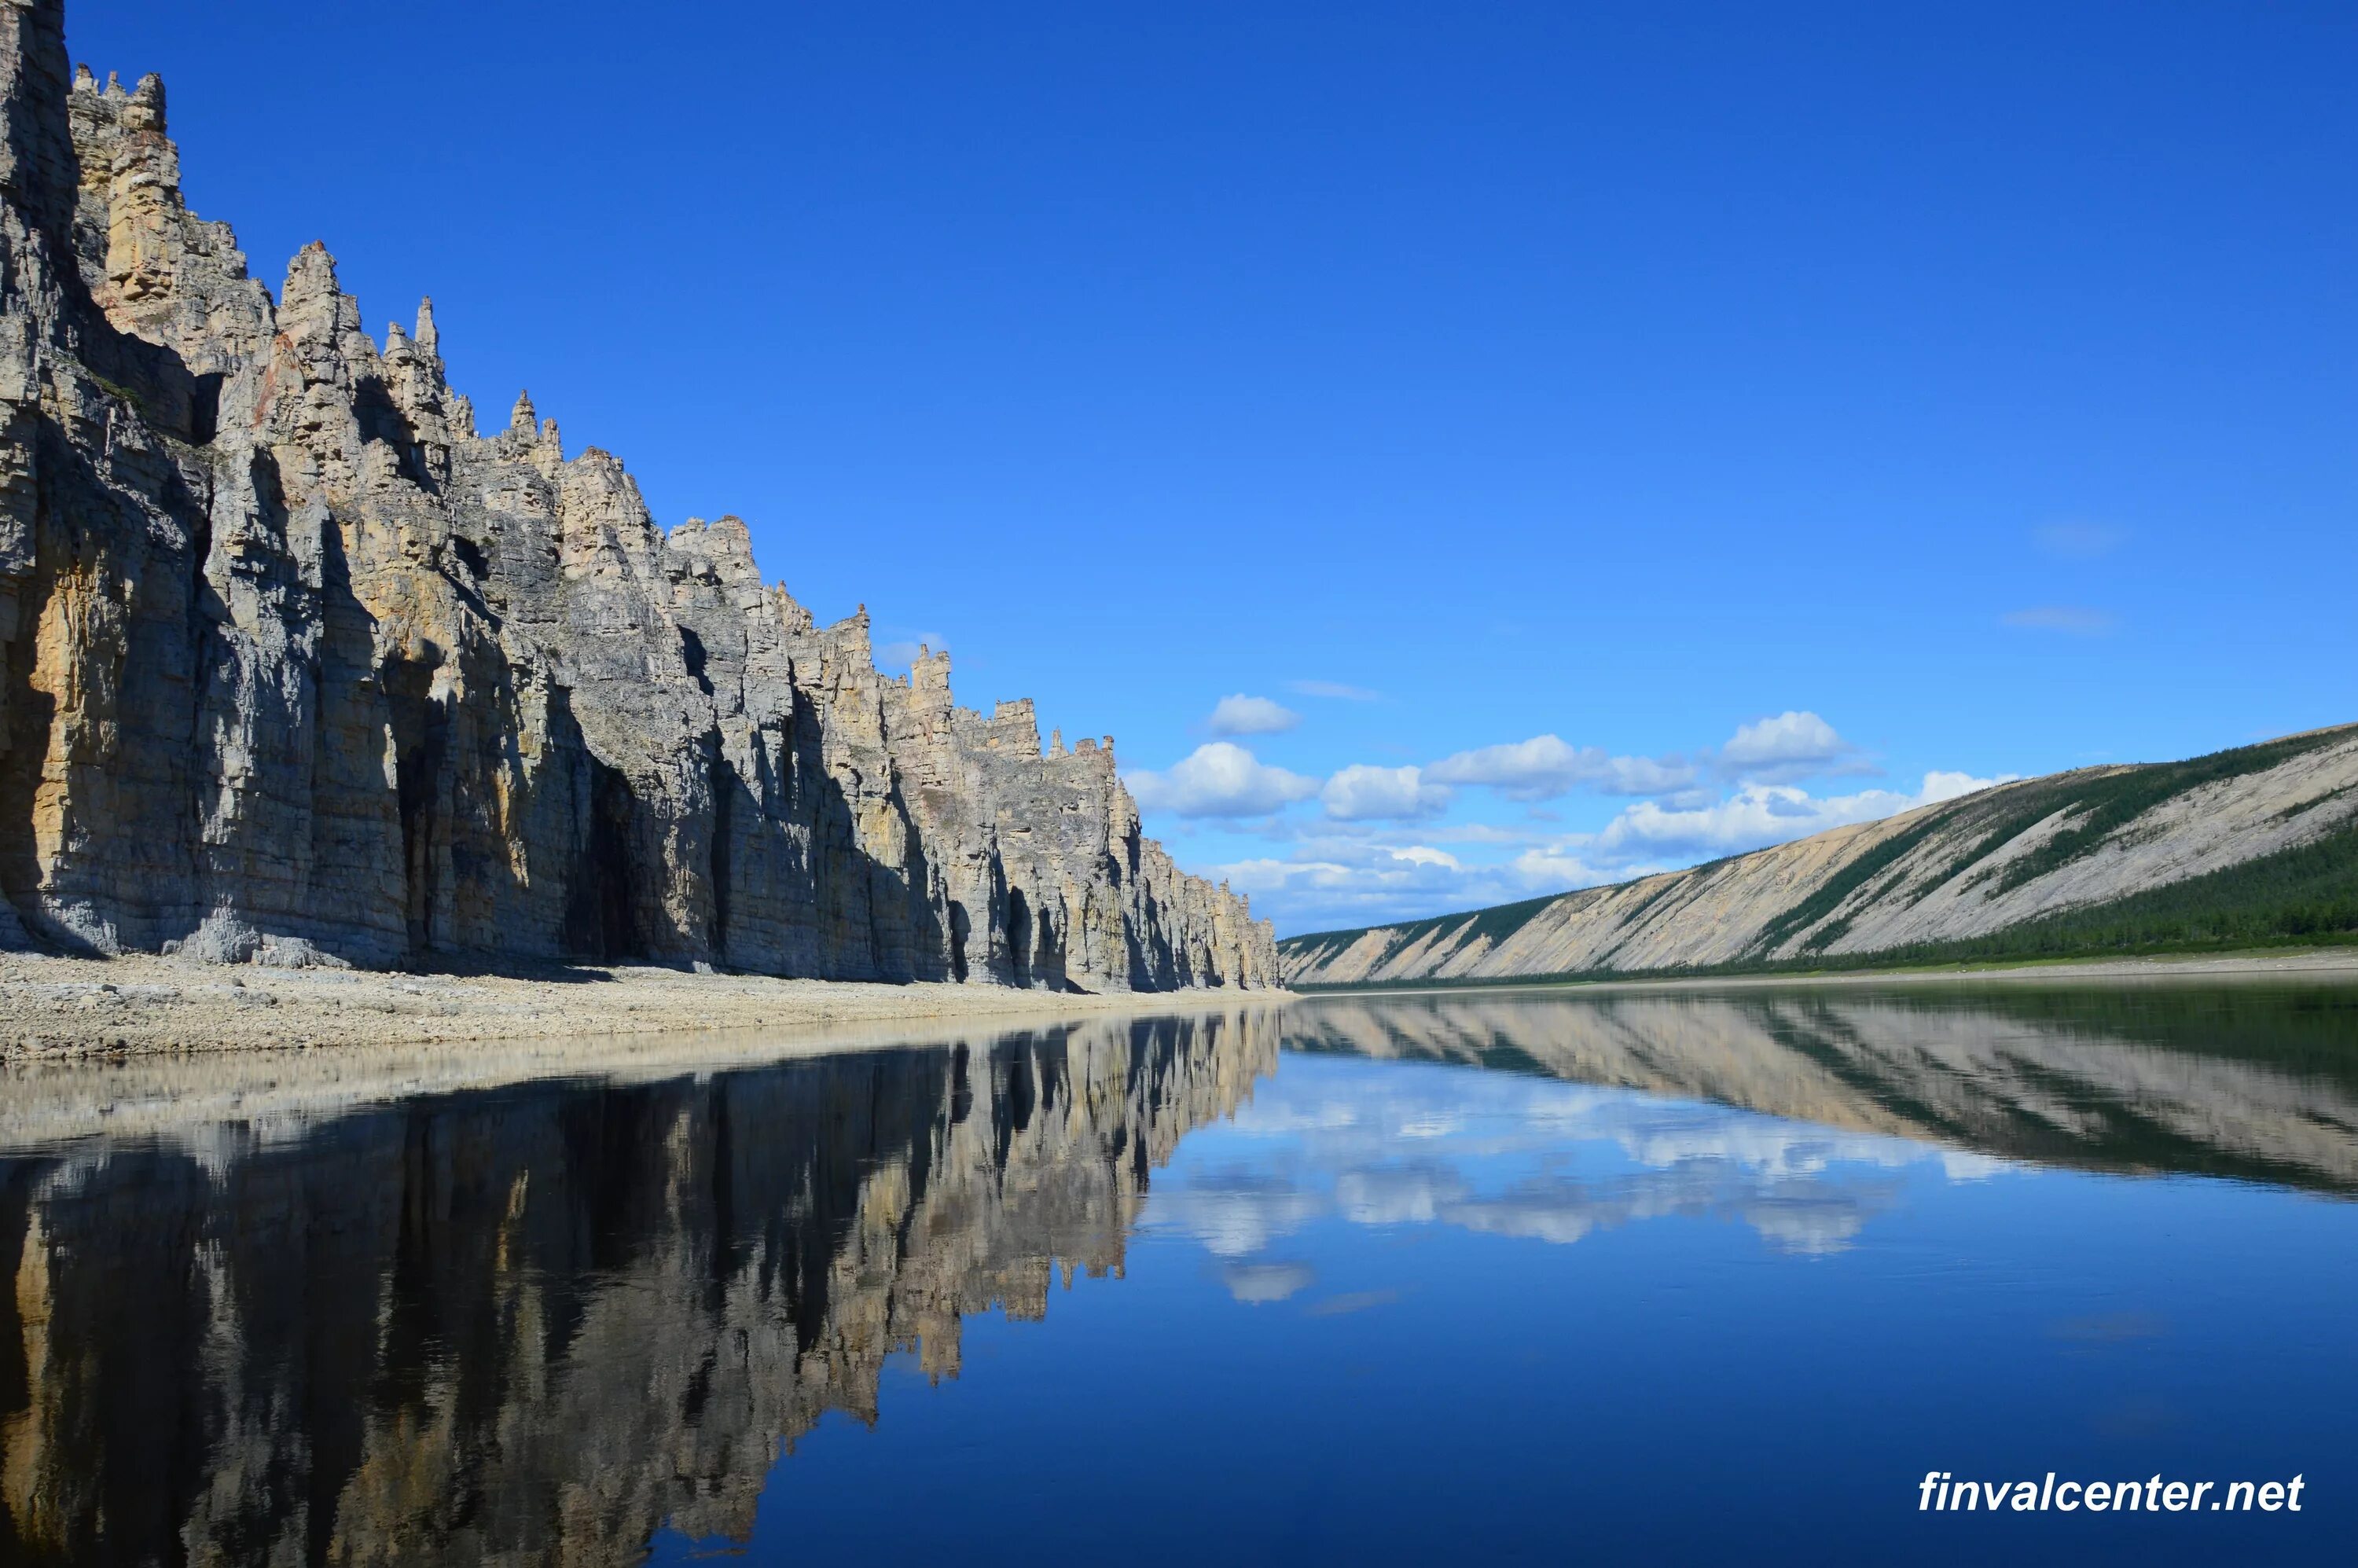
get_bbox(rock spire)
[0,0,1276,990]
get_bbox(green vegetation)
[1988,728,2350,895]
[1586,872,1692,968]
[1283,725,2358,990]
[1738,725,2357,959]
[1890,814,2358,959]
[1284,890,1564,965]
[1286,816,2358,992]
[86,371,149,415]
[1745,805,1959,958]
[1864,982,2358,1089]
[1890,727,2349,911]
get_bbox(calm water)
[3,983,2356,1566]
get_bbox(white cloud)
[1716,711,1868,784]
[1919,769,2001,803]
[1224,762,2018,932]
[1184,1068,1926,1259]
[1124,743,1320,819]
[1206,693,1302,736]
[1217,843,1467,890]
[1427,735,1695,802]
[872,630,948,672]
[1424,823,1533,846]
[1592,770,2011,860]
[1221,1261,1317,1304]
[1142,1176,1324,1257]
[1337,1165,1467,1225]
[1210,842,1537,930]
[2004,606,2119,636]
[1288,679,1383,702]
[1321,763,1451,821]
[1508,846,1626,887]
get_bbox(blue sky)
[73,2,2356,935]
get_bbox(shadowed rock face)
[0,1,1275,989]
[0,1007,1281,1565]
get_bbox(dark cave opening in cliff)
[386,659,449,958]
[562,759,645,964]
[949,902,971,982]
[1007,889,1031,987]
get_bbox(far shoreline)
[1283,946,2358,1002]
[11,942,2352,1070]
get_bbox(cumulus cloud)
[2004,606,2119,636]
[1507,846,1629,887]
[1225,759,2019,931]
[1124,743,1320,818]
[1288,679,1383,702]
[1140,701,2018,933]
[1211,841,1537,931]
[1715,711,1868,784]
[1919,769,2004,803]
[1592,770,2011,860]
[1321,763,1452,821]
[1206,693,1302,736]
[1427,735,1696,802]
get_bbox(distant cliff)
[0,2,1274,989]
[1282,724,2358,986]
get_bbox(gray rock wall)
[0,1,1276,990]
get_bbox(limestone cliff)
[1283,723,2358,986]
[0,0,1276,988]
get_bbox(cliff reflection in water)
[0,1009,1278,1566]
[1291,982,2358,1194]
[6,984,2356,1566]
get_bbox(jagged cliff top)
[0,0,1276,988]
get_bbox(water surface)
[2,982,2353,1565]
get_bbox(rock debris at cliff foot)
[0,1,1275,990]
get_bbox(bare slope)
[1281,725,2358,986]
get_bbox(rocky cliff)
[0,0,1275,989]
[1283,723,2358,986]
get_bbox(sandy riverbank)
[0,949,1292,1062]
[9,943,2350,1065]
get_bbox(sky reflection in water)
[1,985,2352,1566]
[689,986,2358,1568]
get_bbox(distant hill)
[1280,724,2358,988]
